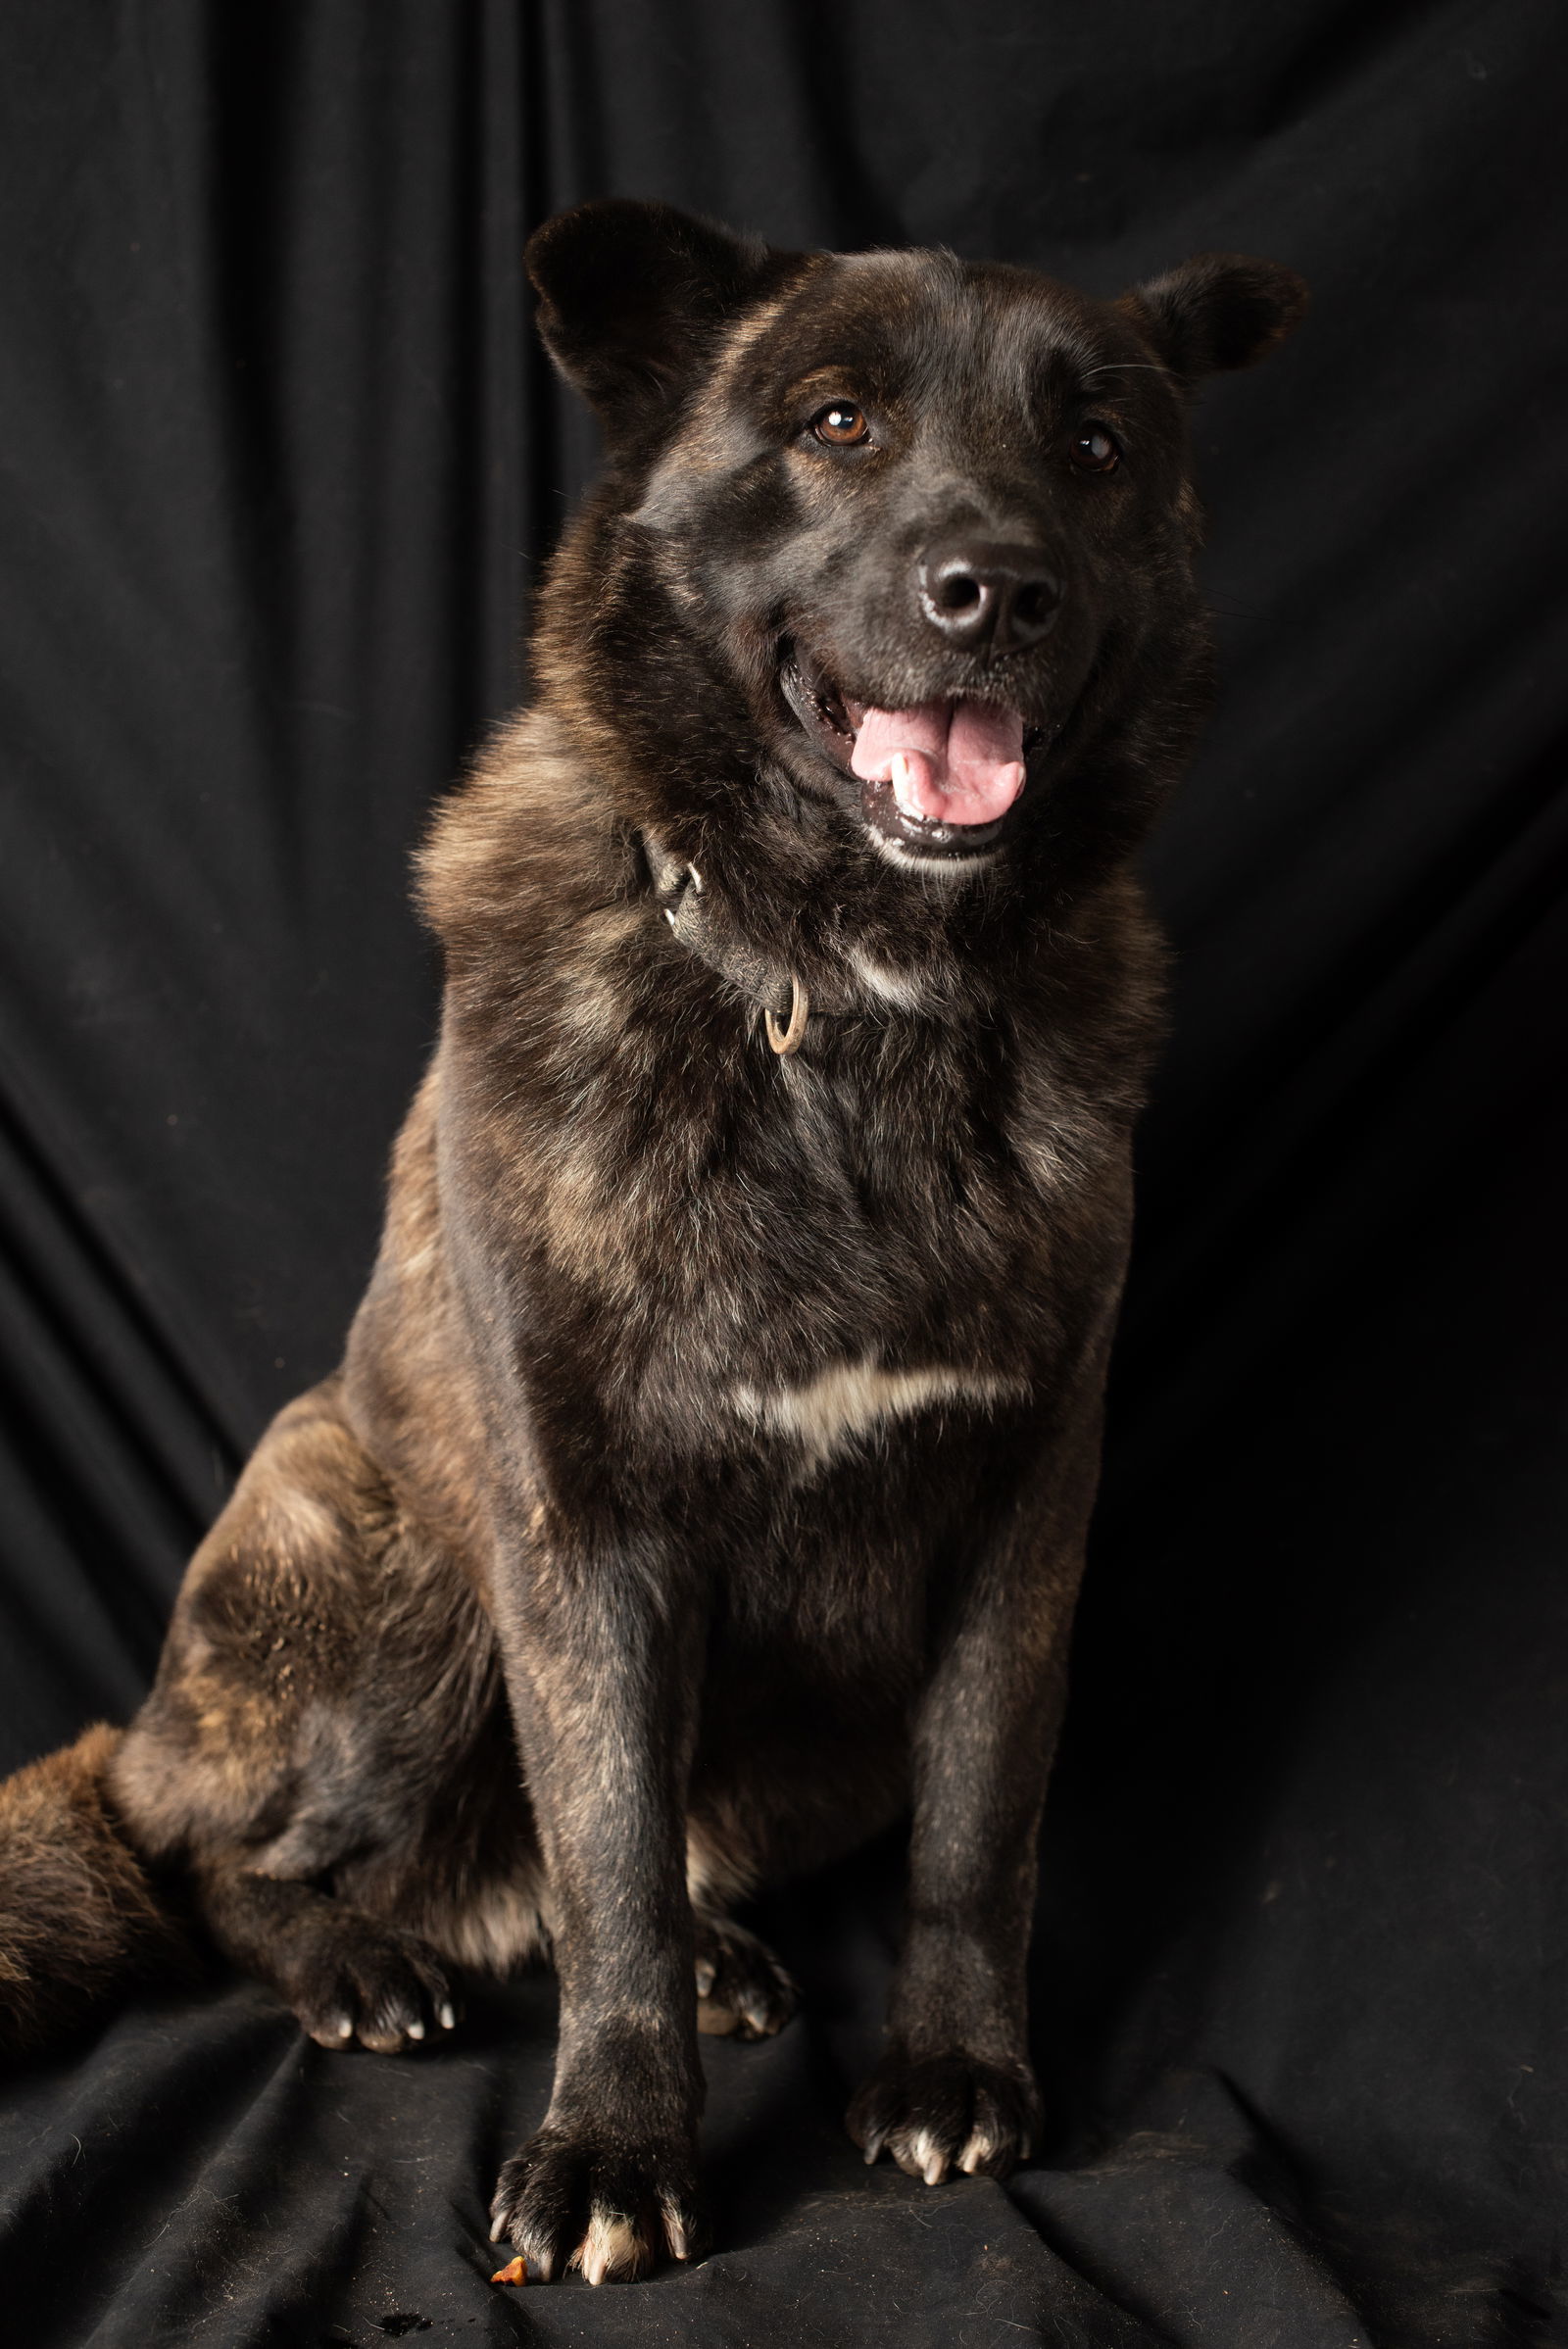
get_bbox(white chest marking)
[732,1353,1025,1470]
[848,950,927,1008]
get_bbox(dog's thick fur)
[0,203,1304,2282]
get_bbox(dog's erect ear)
[1119,254,1309,382]
[526,199,786,435]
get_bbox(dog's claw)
[848,2051,1040,2187]
[489,2127,706,2285]
[289,1918,456,2054]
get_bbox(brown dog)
[0,201,1305,2283]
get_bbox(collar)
[641,831,858,1056]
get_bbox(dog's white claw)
[958,2131,994,2176]
[489,2220,509,2242]
[335,2017,354,2039]
[912,2130,949,2186]
[439,2001,456,2031]
[662,2203,691,2262]
[687,862,704,892]
[575,2212,642,2286]
[407,2020,424,2039]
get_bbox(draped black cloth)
[2,3,1566,2340]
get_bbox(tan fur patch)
[732,1354,1026,1470]
[435,1877,549,1975]
[685,1820,755,1911]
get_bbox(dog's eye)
[811,402,871,447]
[1071,426,1121,473]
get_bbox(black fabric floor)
[3,3,1567,2342]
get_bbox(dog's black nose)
[915,539,1061,655]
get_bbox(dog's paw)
[291,1921,459,2055]
[693,1911,799,2039]
[847,2050,1040,2184]
[488,2126,707,2283]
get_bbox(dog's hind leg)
[692,1907,798,2041]
[112,1378,540,2048]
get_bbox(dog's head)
[527,201,1305,893]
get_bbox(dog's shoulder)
[418,710,630,967]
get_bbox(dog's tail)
[0,1724,197,2057]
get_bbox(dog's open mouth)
[781,645,1038,861]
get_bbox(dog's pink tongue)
[851,700,1027,824]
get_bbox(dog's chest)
[594,1034,1081,1467]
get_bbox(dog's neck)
[640,828,876,1055]
[641,831,862,1019]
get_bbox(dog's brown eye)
[812,401,870,447]
[1071,426,1120,473]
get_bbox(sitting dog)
[0,200,1305,2284]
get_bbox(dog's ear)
[1119,254,1309,382]
[527,199,785,437]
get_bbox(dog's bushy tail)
[0,1724,196,2057]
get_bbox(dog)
[0,200,1305,2284]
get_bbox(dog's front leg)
[848,1405,1103,2186]
[487,1519,707,2283]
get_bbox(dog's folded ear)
[527,199,789,440]
[1119,254,1309,382]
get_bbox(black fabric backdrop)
[1,2,1566,2342]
